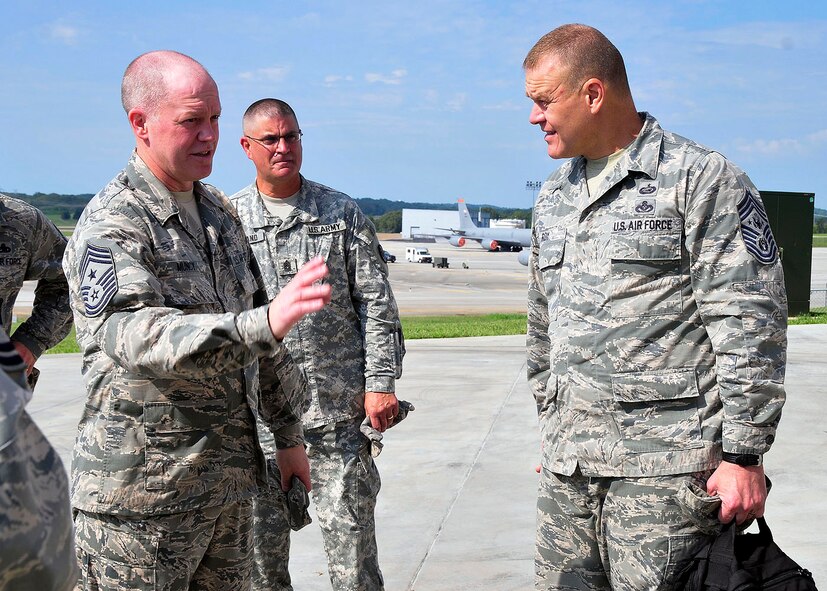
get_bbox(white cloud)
[365,69,407,85]
[446,93,466,112]
[324,74,354,87]
[735,130,827,156]
[48,23,80,45]
[238,66,289,82]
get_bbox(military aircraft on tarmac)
[440,200,532,254]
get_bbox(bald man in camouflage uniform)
[65,52,331,590]
[231,99,404,591]
[0,193,72,382]
[524,25,787,590]
[0,327,77,590]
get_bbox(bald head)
[121,50,213,116]
[242,98,298,134]
[524,24,631,97]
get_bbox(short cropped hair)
[121,50,207,114]
[523,24,630,94]
[242,99,298,133]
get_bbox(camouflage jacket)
[231,177,404,430]
[0,328,77,590]
[63,153,306,516]
[527,113,787,477]
[0,194,72,358]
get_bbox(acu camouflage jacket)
[527,114,787,477]
[231,177,404,430]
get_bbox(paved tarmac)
[30,327,827,590]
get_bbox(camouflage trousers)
[74,499,254,591]
[536,467,719,590]
[253,420,383,591]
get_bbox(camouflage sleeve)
[12,211,71,358]
[526,226,552,429]
[66,208,283,379]
[259,353,307,448]
[685,153,787,455]
[348,207,404,393]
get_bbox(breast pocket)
[160,274,220,313]
[538,230,566,321]
[610,226,683,318]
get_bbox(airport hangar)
[402,207,507,239]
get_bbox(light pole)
[525,180,542,227]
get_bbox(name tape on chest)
[79,244,119,317]
[612,217,677,233]
[306,221,346,235]
[247,231,266,244]
[738,190,778,264]
[0,239,23,266]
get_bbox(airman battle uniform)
[528,114,787,589]
[64,154,306,590]
[0,194,72,381]
[231,177,404,591]
[0,328,77,590]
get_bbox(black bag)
[684,517,818,590]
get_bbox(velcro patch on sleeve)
[737,190,779,264]
[79,244,119,317]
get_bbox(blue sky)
[1,1,825,210]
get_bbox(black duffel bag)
[684,517,818,590]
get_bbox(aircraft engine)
[518,250,530,266]
[482,239,499,251]
[449,235,465,247]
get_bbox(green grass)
[401,313,527,339]
[13,313,528,355]
[15,309,826,356]
[789,312,827,325]
[813,235,827,248]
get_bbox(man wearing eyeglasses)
[232,99,405,591]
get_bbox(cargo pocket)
[611,368,703,453]
[538,229,565,320]
[610,225,683,318]
[144,402,224,493]
[75,512,159,590]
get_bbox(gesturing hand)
[268,257,332,340]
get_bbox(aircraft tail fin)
[457,200,478,230]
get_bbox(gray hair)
[242,98,298,133]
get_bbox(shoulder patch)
[79,244,119,317]
[737,190,779,264]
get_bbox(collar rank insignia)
[79,244,119,317]
[737,189,779,264]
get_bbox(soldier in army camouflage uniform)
[231,99,405,591]
[0,193,72,381]
[0,327,77,590]
[523,25,788,590]
[64,52,331,591]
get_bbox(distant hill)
[4,191,530,229]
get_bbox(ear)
[128,108,149,140]
[240,136,254,160]
[582,78,605,114]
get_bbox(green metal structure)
[759,191,815,316]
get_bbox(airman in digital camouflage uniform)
[0,327,77,590]
[524,25,787,590]
[0,193,72,380]
[64,52,331,591]
[231,99,404,591]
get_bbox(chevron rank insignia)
[79,244,119,317]
[737,189,778,264]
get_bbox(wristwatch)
[722,451,763,466]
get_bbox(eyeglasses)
[245,131,303,150]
